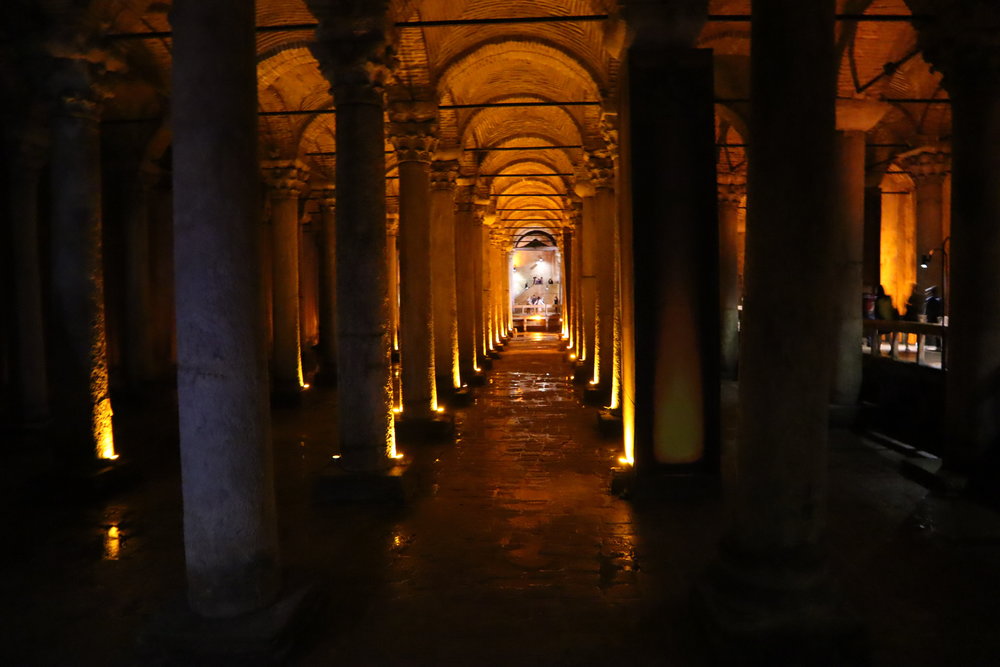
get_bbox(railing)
[862,319,946,368]
[512,304,558,329]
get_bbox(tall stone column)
[899,145,950,296]
[617,13,720,477]
[262,159,309,401]
[576,187,598,378]
[830,100,889,415]
[430,159,461,392]
[589,150,617,394]
[471,209,488,366]
[454,193,478,379]
[717,175,745,380]
[568,201,584,359]
[697,1,855,657]
[386,208,400,355]
[6,116,50,425]
[124,166,160,389]
[390,110,439,418]
[317,185,338,381]
[481,217,496,353]
[172,0,279,616]
[47,56,117,462]
[560,229,574,343]
[310,0,398,470]
[916,1,1000,493]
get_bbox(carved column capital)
[430,159,459,191]
[913,1,1000,95]
[261,159,310,198]
[388,99,438,163]
[307,0,393,105]
[317,184,336,210]
[45,28,125,120]
[585,150,616,191]
[897,145,951,185]
[717,173,746,206]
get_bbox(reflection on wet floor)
[8,333,1000,664]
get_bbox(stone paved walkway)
[5,333,1000,665]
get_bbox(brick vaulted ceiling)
[71,0,948,237]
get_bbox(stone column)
[47,56,117,462]
[916,1,1000,491]
[697,1,853,657]
[569,201,584,359]
[5,116,50,425]
[561,229,574,343]
[390,110,439,418]
[471,208,488,366]
[576,186,598,378]
[618,23,720,475]
[899,145,950,296]
[386,208,400,355]
[454,192,477,379]
[481,217,495,353]
[299,212,321,375]
[430,159,461,392]
[172,0,278,616]
[830,100,890,415]
[717,175,745,380]
[589,150,617,394]
[262,159,309,401]
[317,185,337,381]
[124,167,161,389]
[310,0,398,470]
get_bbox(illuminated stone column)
[317,185,338,381]
[125,166,161,389]
[717,175,744,380]
[568,201,584,359]
[310,0,397,470]
[386,204,400,355]
[589,150,617,393]
[618,22,721,477]
[172,0,279,615]
[899,145,950,294]
[454,192,477,379]
[390,108,439,418]
[471,207,488,365]
[47,55,117,462]
[430,159,461,392]
[262,159,309,401]
[5,115,50,425]
[917,2,1000,492]
[560,229,574,343]
[830,100,889,415]
[481,216,495,353]
[697,1,854,657]
[576,186,598,377]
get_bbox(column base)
[468,369,488,386]
[271,382,304,407]
[597,408,623,438]
[572,361,592,384]
[137,583,323,663]
[828,402,860,428]
[35,456,136,502]
[693,545,867,666]
[395,413,455,442]
[583,384,610,405]
[313,459,413,503]
[487,348,503,359]
[447,386,474,407]
[610,467,721,500]
[314,363,338,387]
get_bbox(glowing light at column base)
[93,397,117,460]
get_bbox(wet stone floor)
[4,333,1000,665]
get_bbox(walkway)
[4,334,1000,665]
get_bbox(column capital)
[317,184,336,210]
[585,150,616,191]
[262,159,310,198]
[835,98,891,133]
[897,145,951,185]
[388,100,438,163]
[912,1,1000,95]
[430,159,459,191]
[307,0,393,105]
[717,173,746,205]
[621,0,708,50]
[45,30,125,120]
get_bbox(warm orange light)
[436,406,445,414]
[569,353,577,360]
[392,407,402,414]
[94,397,117,461]
[618,455,634,467]
[301,382,311,390]
[103,525,121,560]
